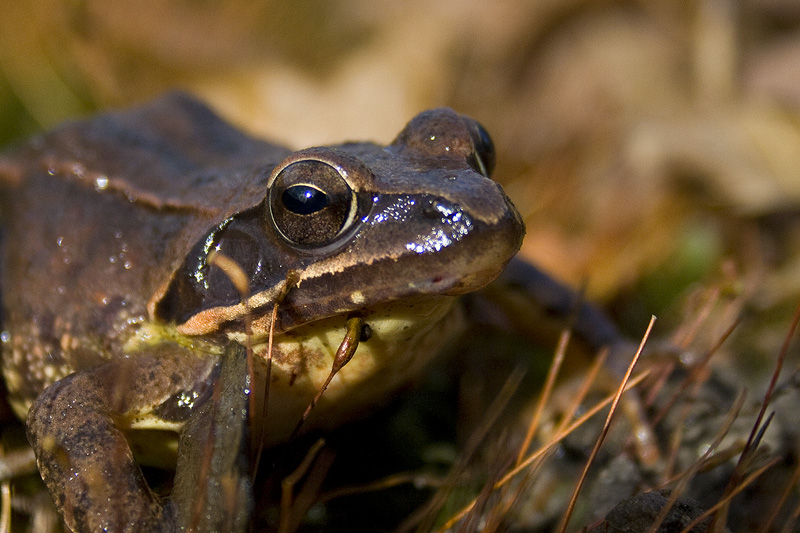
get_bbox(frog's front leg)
[26,344,218,533]
[171,342,252,532]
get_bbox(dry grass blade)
[764,458,800,533]
[253,301,279,477]
[516,329,570,465]
[440,369,650,529]
[651,316,740,428]
[319,472,444,504]
[255,270,298,476]
[647,390,746,533]
[556,315,655,533]
[505,370,650,486]
[671,287,722,349]
[406,367,524,533]
[494,341,610,525]
[679,458,781,533]
[659,323,737,482]
[564,349,610,430]
[279,439,329,533]
[716,300,800,524]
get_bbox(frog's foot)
[27,367,174,531]
[26,346,220,533]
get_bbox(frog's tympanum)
[0,93,528,531]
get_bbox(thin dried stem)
[439,371,650,530]
[648,390,746,533]
[671,287,720,349]
[279,439,326,533]
[652,316,739,427]
[516,329,570,465]
[680,457,781,533]
[556,315,655,533]
[413,368,524,533]
[763,455,800,533]
[719,300,800,515]
[319,472,444,504]
[289,316,363,441]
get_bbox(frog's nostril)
[422,202,439,219]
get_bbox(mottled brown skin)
[0,93,527,531]
[1,94,290,409]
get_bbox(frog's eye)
[463,118,496,178]
[282,184,329,214]
[269,159,358,246]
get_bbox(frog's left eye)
[463,118,496,178]
[269,159,358,247]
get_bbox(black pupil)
[282,185,329,215]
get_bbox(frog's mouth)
[268,228,520,333]
[170,190,524,338]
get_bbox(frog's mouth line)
[175,222,519,339]
[271,247,511,332]
[171,190,523,339]
[231,290,462,356]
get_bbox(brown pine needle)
[762,453,800,533]
[319,472,444,503]
[556,315,655,533]
[558,348,610,435]
[495,346,611,523]
[720,299,800,508]
[279,439,326,533]
[252,301,279,478]
[679,457,781,533]
[509,375,649,485]
[671,287,720,349]
[438,370,650,530]
[416,368,524,533]
[648,389,746,533]
[651,316,740,427]
[516,329,570,465]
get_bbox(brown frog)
[0,93,622,532]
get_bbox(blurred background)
[2,0,800,529]
[3,1,800,346]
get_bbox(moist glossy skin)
[0,93,524,531]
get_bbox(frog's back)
[0,93,290,412]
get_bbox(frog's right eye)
[463,118,496,178]
[268,159,358,247]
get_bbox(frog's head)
[152,108,525,337]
